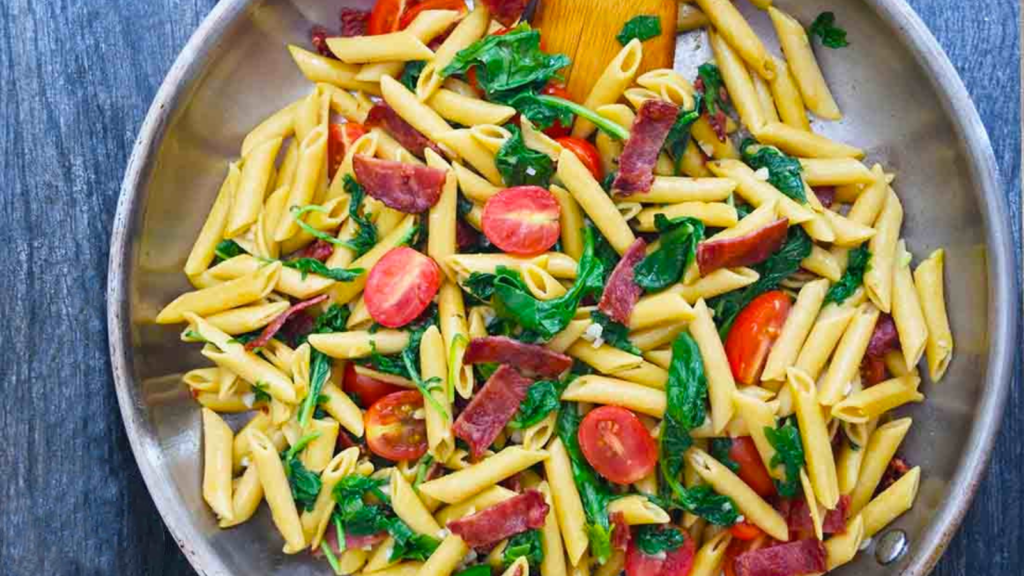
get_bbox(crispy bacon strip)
[813,186,836,209]
[612,99,679,194]
[733,539,827,576]
[598,238,647,324]
[463,336,573,378]
[447,490,549,547]
[244,294,328,351]
[697,218,789,275]
[786,494,850,540]
[295,239,334,262]
[353,155,446,213]
[366,103,443,159]
[610,511,631,551]
[452,365,534,458]
[861,313,900,385]
[339,8,370,37]
[320,527,386,557]
[478,0,530,27]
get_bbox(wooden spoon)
[530,0,678,103]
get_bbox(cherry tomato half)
[364,247,441,328]
[729,519,764,541]
[367,0,407,35]
[364,390,428,461]
[557,137,603,180]
[728,436,776,497]
[540,83,573,138]
[343,363,405,407]
[481,186,561,256]
[724,290,792,385]
[626,526,696,576]
[328,123,367,179]
[398,0,467,29]
[578,406,658,485]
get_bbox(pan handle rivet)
[875,529,908,565]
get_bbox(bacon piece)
[310,26,335,58]
[447,490,549,547]
[353,155,446,213]
[339,8,370,37]
[733,539,827,576]
[456,218,480,251]
[244,295,328,351]
[463,336,572,378]
[478,0,530,27]
[879,456,911,493]
[865,313,899,357]
[786,494,850,540]
[610,511,631,551]
[453,365,534,458]
[365,103,443,159]
[697,218,790,275]
[295,239,334,262]
[320,527,387,556]
[813,186,836,209]
[598,238,647,324]
[612,99,680,194]
[861,355,888,386]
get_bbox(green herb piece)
[526,94,630,140]
[740,139,806,203]
[290,205,350,248]
[214,239,246,262]
[697,63,728,118]
[475,362,499,382]
[464,271,498,303]
[616,15,662,45]
[403,349,448,420]
[589,310,642,355]
[492,227,606,340]
[251,381,272,404]
[509,378,564,429]
[709,438,739,473]
[765,417,805,498]
[342,175,380,257]
[634,524,686,556]
[400,61,427,91]
[495,124,555,187]
[708,226,812,337]
[331,474,440,561]
[320,540,342,574]
[824,245,871,305]
[312,304,352,334]
[389,518,443,561]
[413,454,434,490]
[297,350,332,427]
[442,24,570,103]
[282,432,323,511]
[284,258,364,282]
[808,12,849,49]
[634,215,705,291]
[663,92,704,174]
[557,405,615,564]
[455,566,492,576]
[503,529,545,566]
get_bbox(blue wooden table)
[0,0,1018,574]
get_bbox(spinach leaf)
[332,474,440,561]
[526,94,630,139]
[508,90,574,131]
[251,381,272,404]
[765,417,805,498]
[808,12,849,49]
[400,60,426,91]
[697,63,728,118]
[282,432,322,511]
[616,15,662,45]
[740,139,807,203]
[503,529,544,566]
[297,350,333,427]
[214,239,246,263]
[709,437,740,474]
[634,524,686,556]
[495,124,555,187]
[557,404,615,564]
[455,567,492,576]
[492,227,606,340]
[343,175,378,257]
[463,271,498,303]
[634,215,705,291]
[589,310,641,355]
[663,92,703,174]
[312,303,351,334]
[442,24,570,103]
[509,379,564,429]
[708,226,812,337]
[389,518,444,562]
[284,257,364,282]
[824,245,871,305]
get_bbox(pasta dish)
[155,0,955,574]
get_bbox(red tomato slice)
[626,527,696,576]
[728,436,776,497]
[398,0,467,29]
[364,390,428,461]
[343,363,405,407]
[557,137,603,180]
[724,290,792,385]
[578,406,657,485]
[367,0,407,35]
[364,247,441,328]
[540,83,572,138]
[729,519,764,541]
[328,123,367,179]
[481,186,561,256]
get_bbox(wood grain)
[0,0,1017,575]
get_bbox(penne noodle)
[572,39,643,139]
[768,7,842,120]
[914,249,954,381]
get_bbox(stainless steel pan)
[107,1,1018,574]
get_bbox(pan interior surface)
[107,1,1016,575]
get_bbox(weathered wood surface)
[0,0,1018,574]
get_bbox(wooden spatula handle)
[532,0,678,103]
